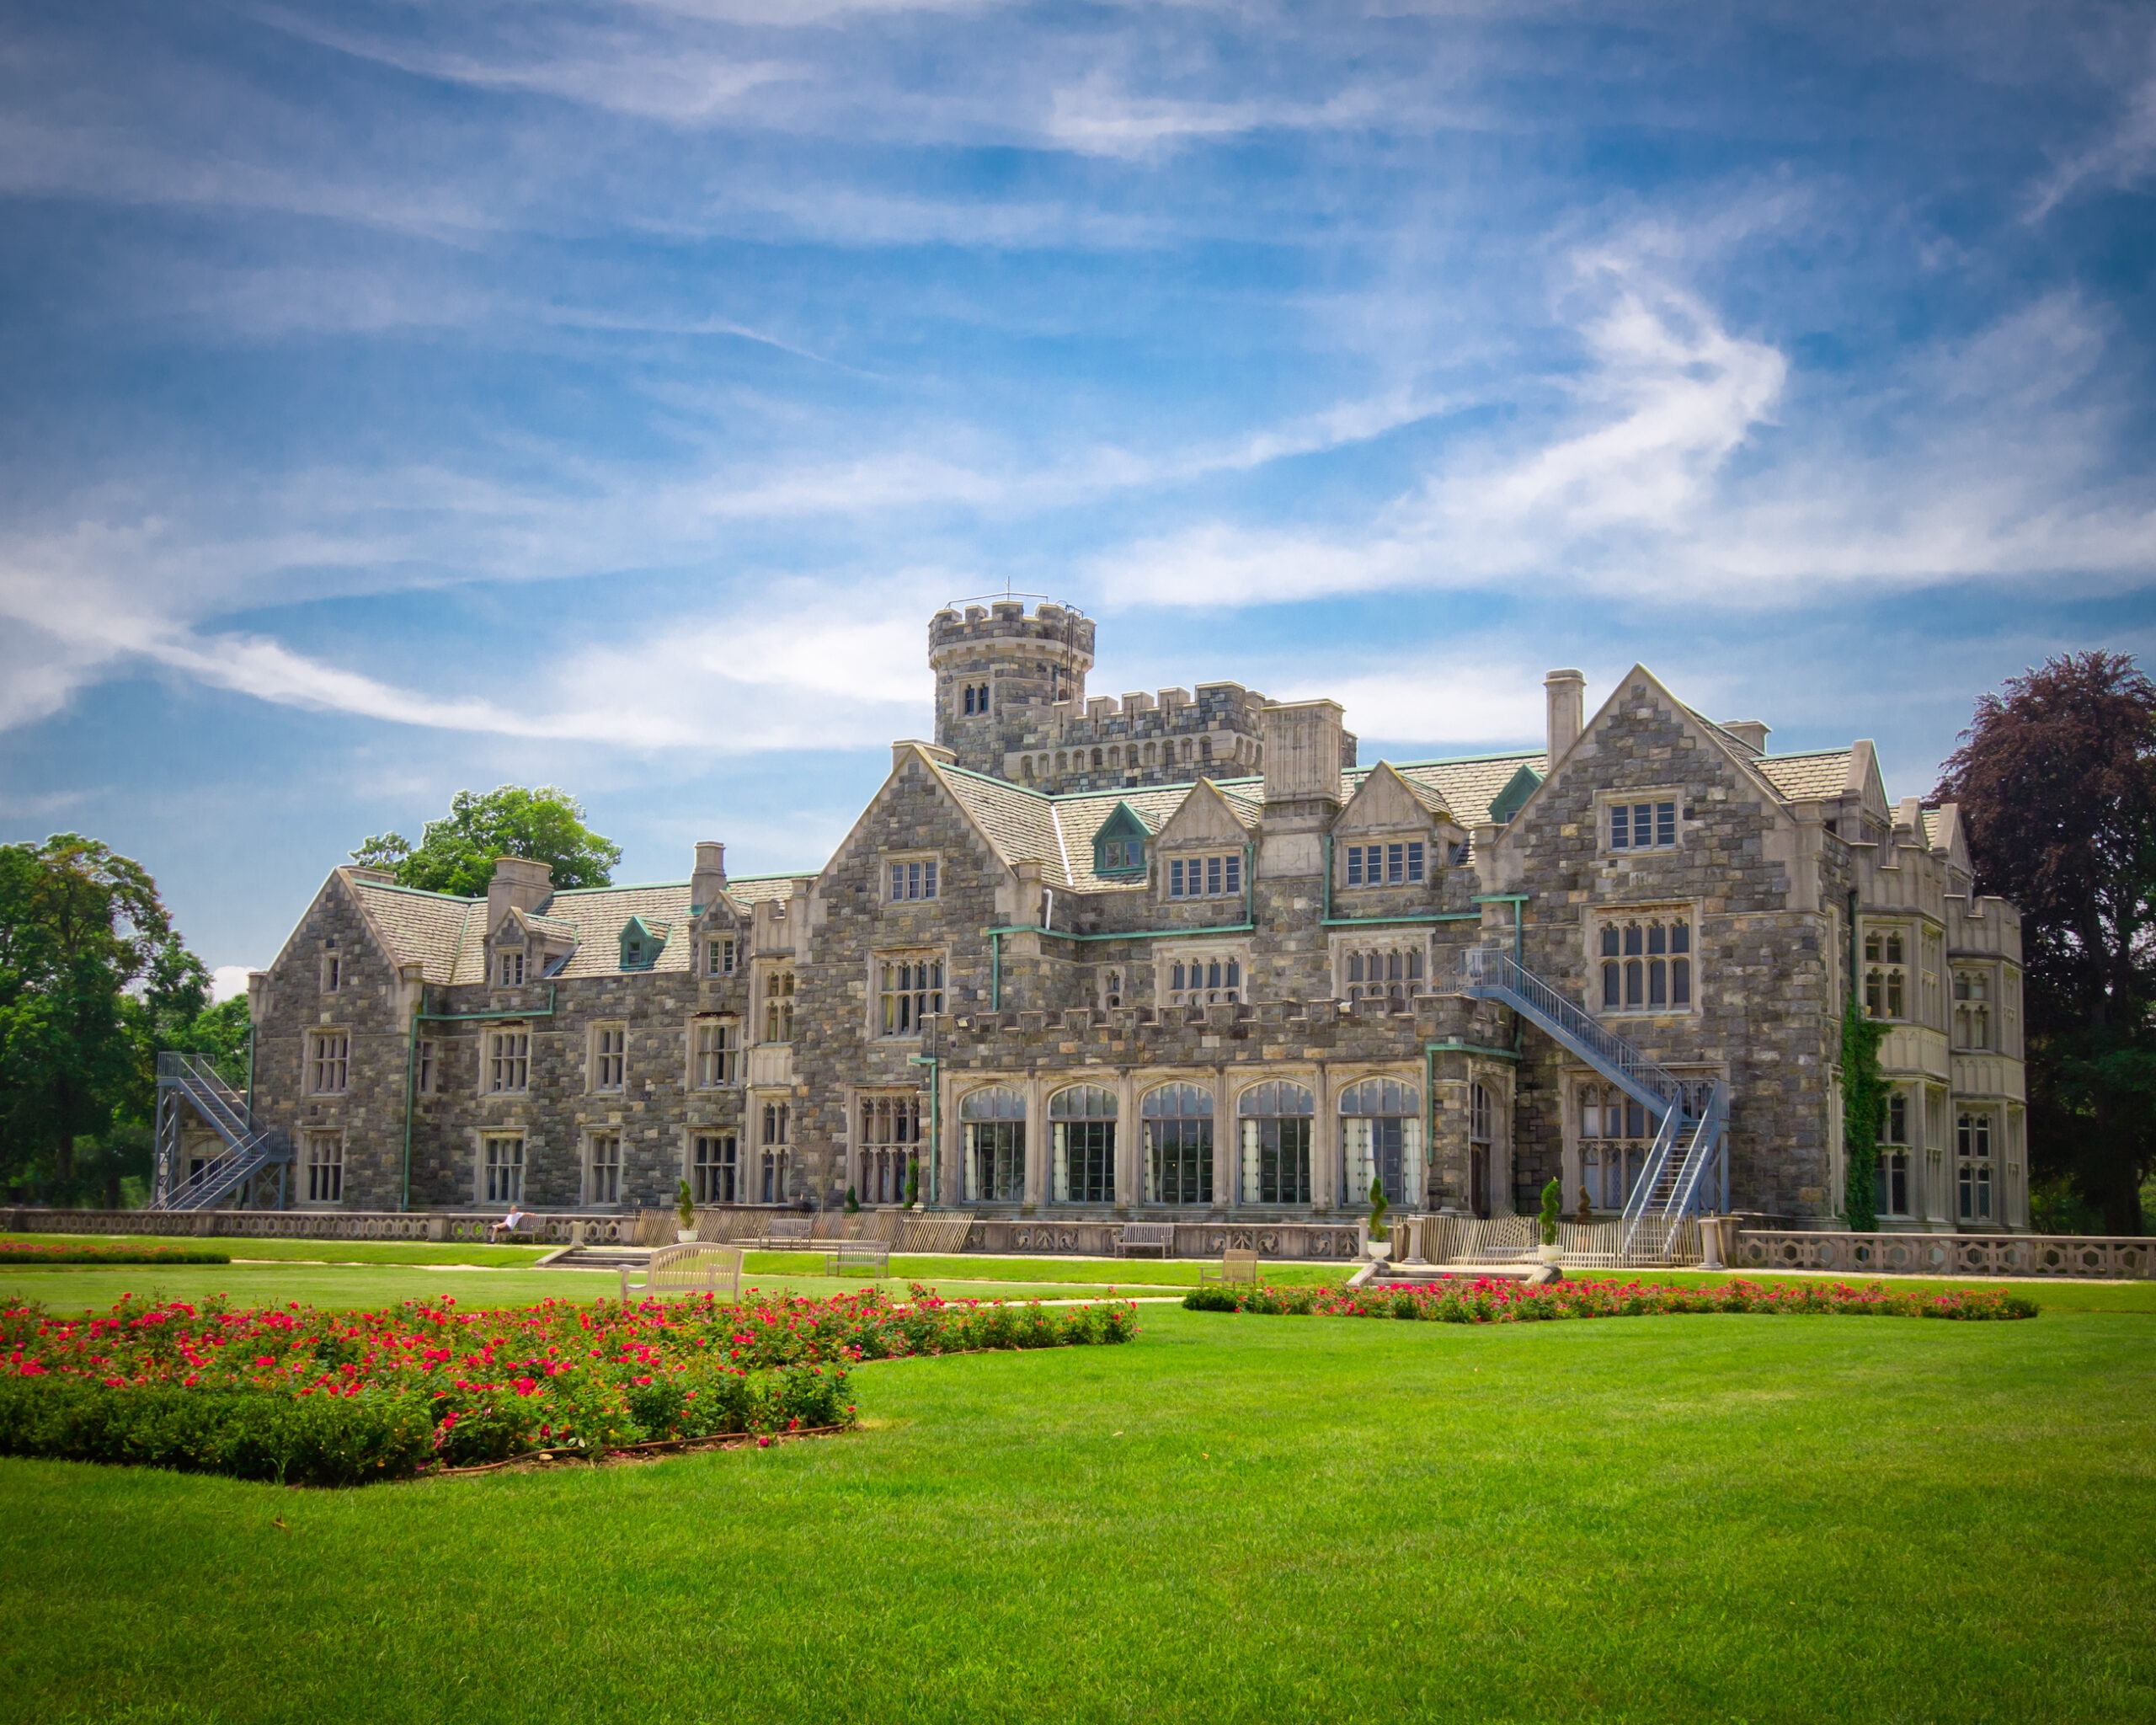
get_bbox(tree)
[355,785,621,900]
[0,836,190,1195]
[1935,652,2156,1235]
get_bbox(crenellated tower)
[930,600,1096,776]
[927,597,1351,793]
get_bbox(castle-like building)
[211,600,2028,1235]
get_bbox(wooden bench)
[620,1243,742,1302]
[1115,1221,1177,1259]
[487,1212,544,1244]
[824,1242,891,1279]
[1198,1247,1261,1286]
[752,1215,817,1249]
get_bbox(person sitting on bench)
[488,1207,531,1243]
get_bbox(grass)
[1,1302,2150,1723]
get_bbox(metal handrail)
[1665,1085,1725,1220]
[1462,948,1685,1113]
[1621,1103,1684,1239]
[158,1054,252,1140]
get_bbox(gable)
[1153,778,1254,849]
[1334,761,1448,836]
[1487,763,1541,825]
[1493,662,1798,855]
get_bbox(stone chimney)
[1545,670,1586,765]
[1262,699,1346,809]
[1721,719,1770,756]
[691,841,728,912]
[486,856,553,932]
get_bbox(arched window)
[1092,748,1104,769]
[1182,739,1194,763]
[1145,741,1157,766]
[1049,1084,1117,1204]
[1056,751,1068,772]
[1237,1081,1313,1204]
[1101,969,1123,1009]
[1108,745,1121,768]
[1142,1082,1213,1204]
[1577,1082,1647,1210]
[1020,756,1034,782]
[1199,736,1212,763]
[1598,915,1691,1012]
[1339,1077,1422,1208]
[961,1086,1025,1203]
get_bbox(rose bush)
[1182,1276,2038,1321]
[0,1285,1137,1484]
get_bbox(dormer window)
[619,916,667,971]
[1168,853,1241,899]
[498,951,526,987]
[706,935,737,977]
[1091,801,1150,879]
[1345,841,1422,886]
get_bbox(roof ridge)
[349,879,483,904]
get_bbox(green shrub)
[0,1244,231,1266]
[1539,1178,1561,1246]
[1368,1177,1389,1242]
[0,1378,436,1487]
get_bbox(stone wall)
[1498,681,1837,1220]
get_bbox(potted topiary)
[1366,1176,1391,1259]
[905,1161,922,1212]
[676,1179,698,1245]
[844,1184,860,1215]
[1537,1177,1562,1264]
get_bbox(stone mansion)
[220,599,2029,1234]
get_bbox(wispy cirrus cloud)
[1092,247,2156,611]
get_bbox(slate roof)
[344,868,812,981]
[934,752,1551,892]
[347,876,486,985]
[1379,753,1549,826]
[1755,750,1854,803]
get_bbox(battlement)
[928,599,1097,662]
[931,991,1512,1073]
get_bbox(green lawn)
[2,1296,2153,1722]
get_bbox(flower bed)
[0,1286,1137,1486]
[0,1242,232,1266]
[1182,1276,2038,1322]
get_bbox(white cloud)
[210,964,253,1002]
[1092,253,2156,611]
[2027,72,2156,221]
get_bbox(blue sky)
[3,0,2153,992]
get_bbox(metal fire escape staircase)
[1462,948,1726,1261]
[151,1052,293,1211]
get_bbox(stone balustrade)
[1733,1229,2155,1279]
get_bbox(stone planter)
[1536,1242,1562,1266]
[677,1228,698,1244]
[1366,1238,1391,1261]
